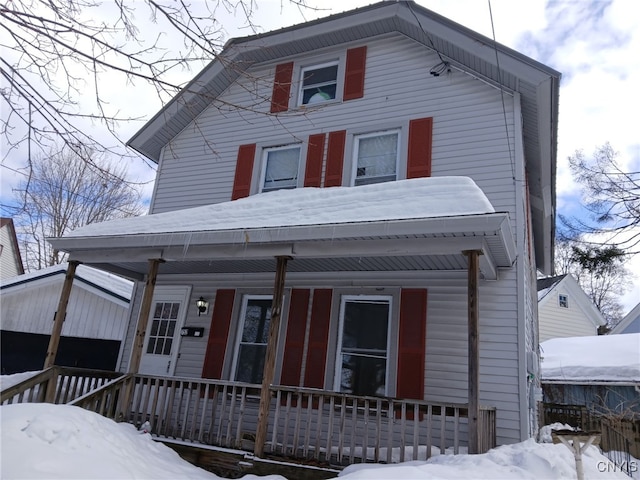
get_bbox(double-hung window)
[353,130,400,186]
[335,295,391,397]
[558,294,569,308]
[233,296,272,384]
[299,62,339,106]
[261,145,301,192]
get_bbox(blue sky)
[1,0,638,313]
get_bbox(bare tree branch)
[560,143,640,253]
[13,144,144,270]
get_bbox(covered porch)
[46,178,517,462]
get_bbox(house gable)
[610,302,640,334]
[0,218,24,279]
[127,1,559,274]
[537,275,606,342]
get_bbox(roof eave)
[50,213,516,280]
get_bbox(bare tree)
[14,145,143,270]
[1,0,314,213]
[555,236,631,327]
[560,143,640,253]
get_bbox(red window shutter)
[202,289,236,379]
[304,134,326,187]
[343,46,367,101]
[324,131,346,187]
[280,289,311,386]
[270,62,294,113]
[397,288,427,400]
[303,289,333,388]
[407,117,433,179]
[231,144,256,200]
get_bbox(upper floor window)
[233,295,272,384]
[353,130,400,186]
[559,294,569,308]
[335,295,391,397]
[260,144,301,192]
[299,62,339,106]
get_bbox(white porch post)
[465,250,481,454]
[254,255,290,457]
[44,260,80,369]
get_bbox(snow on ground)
[65,177,495,237]
[0,371,41,391]
[0,403,632,480]
[540,333,640,382]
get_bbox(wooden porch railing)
[1,367,121,406]
[66,374,496,463]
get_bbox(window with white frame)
[353,130,399,186]
[233,295,272,384]
[335,295,391,396]
[299,62,339,106]
[559,294,569,308]
[261,145,301,192]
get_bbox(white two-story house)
[49,1,560,464]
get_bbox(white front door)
[139,286,191,376]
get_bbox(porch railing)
[1,367,121,406]
[68,374,496,463]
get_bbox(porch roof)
[49,177,516,281]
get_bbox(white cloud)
[2,0,637,310]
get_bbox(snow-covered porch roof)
[49,177,517,281]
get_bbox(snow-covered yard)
[1,402,634,480]
[2,335,639,479]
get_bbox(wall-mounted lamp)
[196,297,209,316]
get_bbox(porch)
[2,367,496,473]
[42,179,518,466]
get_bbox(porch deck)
[2,367,496,471]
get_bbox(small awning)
[49,177,516,280]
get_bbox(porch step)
[160,439,341,480]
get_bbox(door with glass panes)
[231,295,273,384]
[335,295,392,396]
[139,286,191,376]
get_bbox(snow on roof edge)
[63,177,496,239]
[540,333,640,383]
[0,263,133,301]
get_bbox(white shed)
[0,263,133,373]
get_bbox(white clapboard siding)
[123,33,534,446]
[538,297,598,342]
[1,277,130,341]
[1,264,132,345]
[150,34,516,224]
[121,266,523,445]
[0,222,22,279]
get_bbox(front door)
[139,286,191,376]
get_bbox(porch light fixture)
[196,297,208,316]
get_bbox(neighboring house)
[540,333,640,459]
[0,218,24,280]
[0,263,133,374]
[537,274,606,342]
[540,333,640,415]
[610,302,640,334]
[48,1,560,457]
